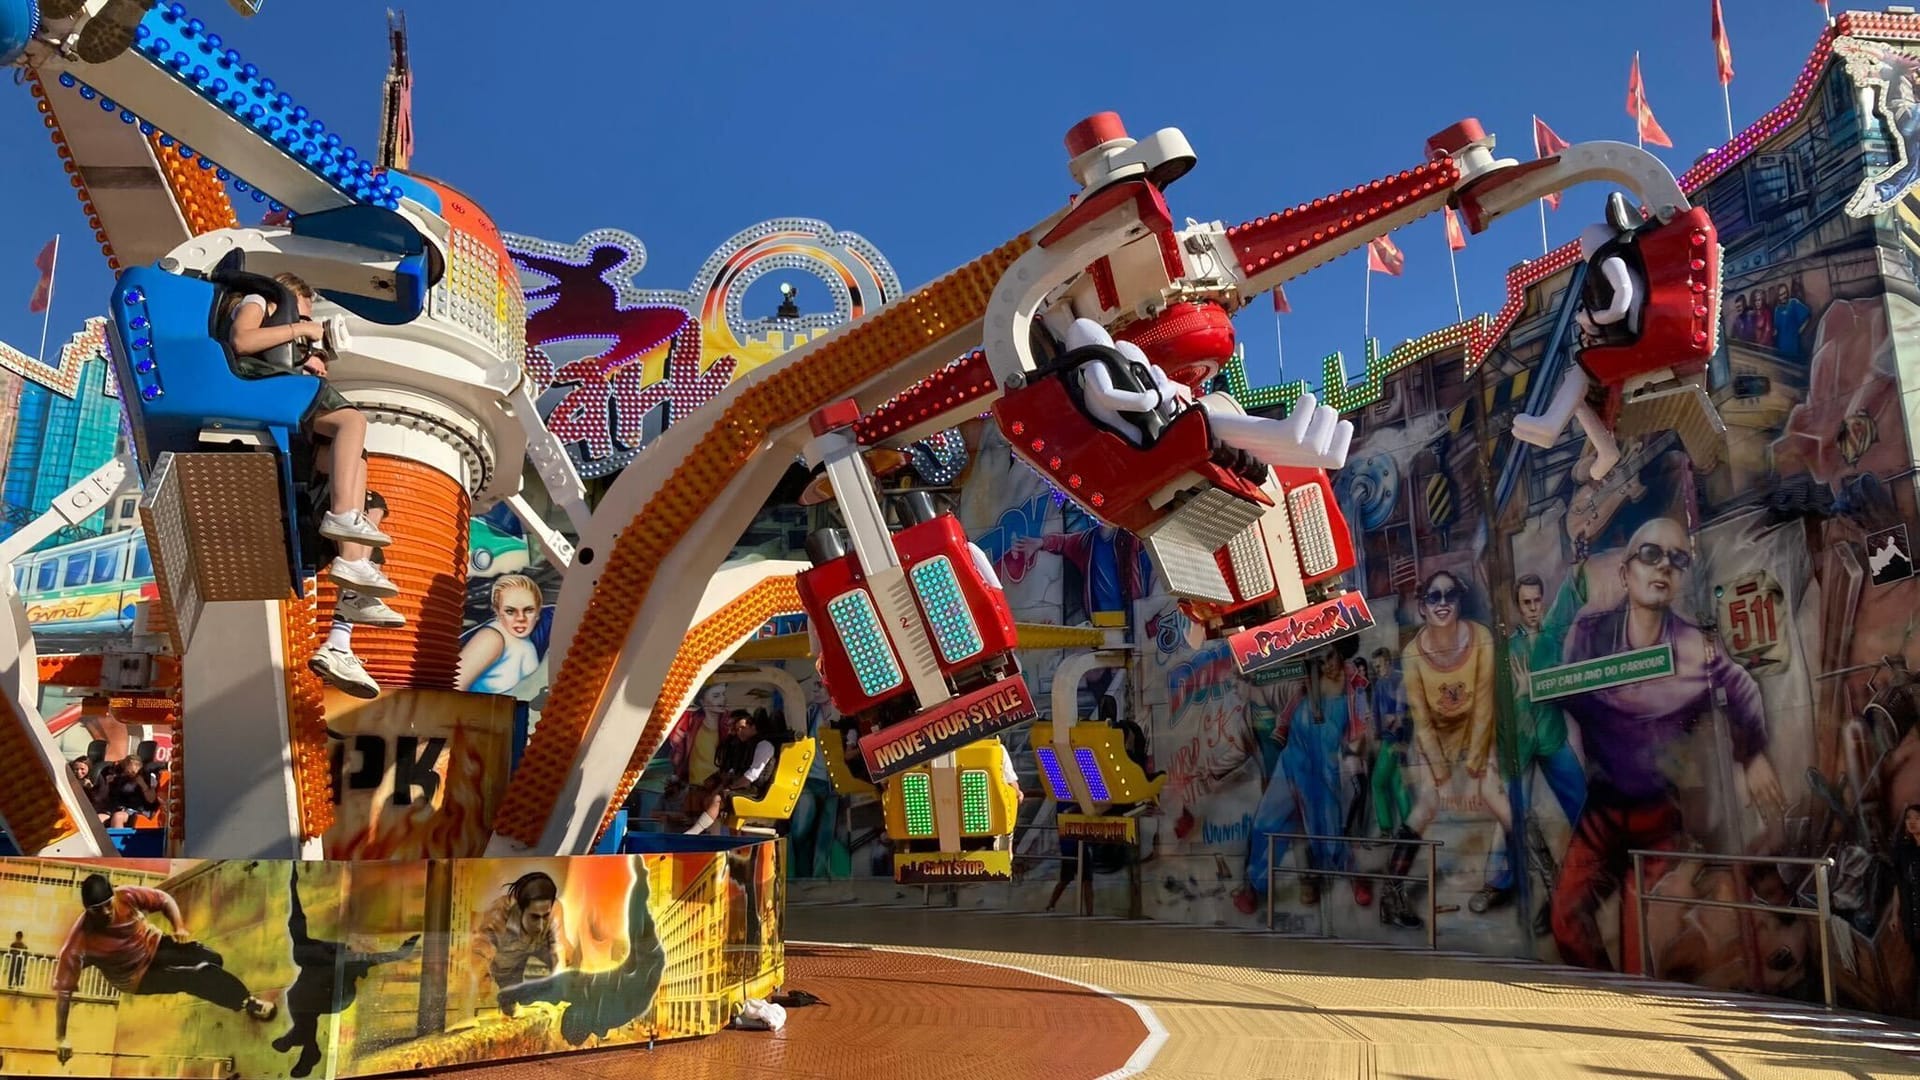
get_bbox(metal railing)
[1,952,120,1002]
[1629,849,1836,1009]
[1263,831,1445,949]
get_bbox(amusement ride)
[0,0,1729,878]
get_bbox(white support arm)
[507,379,591,537]
[0,457,134,571]
[504,494,574,570]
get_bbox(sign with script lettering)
[1226,593,1374,679]
[1057,813,1137,845]
[860,675,1037,781]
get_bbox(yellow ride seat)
[818,728,876,797]
[731,739,818,828]
[1030,721,1167,806]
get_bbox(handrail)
[1629,849,1836,1009]
[1263,831,1443,949]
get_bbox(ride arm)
[1211,127,1691,309]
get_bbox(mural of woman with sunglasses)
[1392,571,1517,923]
[1549,516,1787,972]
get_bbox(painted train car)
[9,527,159,640]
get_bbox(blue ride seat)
[110,259,325,594]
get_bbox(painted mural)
[0,846,780,1078]
[717,24,1920,1021]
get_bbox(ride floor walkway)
[436,902,1920,1079]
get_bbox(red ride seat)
[1578,205,1720,397]
[993,374,1270,537]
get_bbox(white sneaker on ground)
[309,647,379,699]
[335,591,406,628]
[319,510,392,548]
[329,558,398,598]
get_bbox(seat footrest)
[141,452,294,654]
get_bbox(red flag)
[1711,0,1735,86]
[1271,285,1291,314]
[1533,116,1571,209]
[27,237,56,315]
[1444,206,1468,252]
[1367,236,1405,276]
[1627,53,1676,148]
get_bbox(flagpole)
[1722,82,1735,143]
[1447,243,1464,323]
[1363,251,1373,345]
[35,234,59,366]
[1273,306,1285,381]
[1537,199,1550,255]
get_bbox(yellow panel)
[732,739,817,823]
[819,728,876,797]
[1068,722,1168,805]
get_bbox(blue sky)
[0,0,1843,394]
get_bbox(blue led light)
[826,589,903,697]
[151,37,168,53]
[204,32,220,49]
[910,556,984,664]
[122,287,144,304]
[135,24,150,40]
[57,72,74,88]
[99,98,115,112]
[141,385,160,401]
[1072,747,1112,801]
[131,337,150,350]
[138,122,154,136]
[191,65,208,83]
[197,158,214,170]
[130,316,148,331]
[210,78,226,94]
[158,133,174,147]
[169,51,188,69]
[222,49,239,67]
[78,86,95,100]
[185,17,203,35]
[215,169,230,181]
[135,359,154,375]
[1034,747,1072,800]
[119,110,136,124]
[241,63,257,79]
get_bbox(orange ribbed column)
[283,587,333,838]
[312,455,471,691]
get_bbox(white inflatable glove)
[1067,317,1352,470]
[1207,391,1355,471]
[1069,318,1166,446]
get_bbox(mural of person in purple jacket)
[1550,516,1788,972]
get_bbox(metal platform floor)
[430,902,1920,1079]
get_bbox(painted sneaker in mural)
[72,0,156,64]
[1229,886,1258,915]
[1379,884,1422,929]
[1352,880,1373,907]
[1467,886,1512,914]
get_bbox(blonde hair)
[490,574,542,612]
